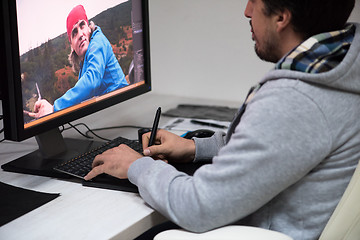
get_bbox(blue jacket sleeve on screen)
[53,27,128,111]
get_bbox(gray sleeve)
[193,131,226,162]
[128,86,331,233]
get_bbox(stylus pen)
[35,82,41,101]
[148,107,161,147]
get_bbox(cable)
[63,122,144,142]
[61,122,86,134]
[0,114,4,142]
[84,125,145,140]
[81,124,112,142]
[59,124,65,133]
[66,122,97,139]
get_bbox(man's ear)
[276,9,292,32]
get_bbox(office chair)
[154,160,360,240]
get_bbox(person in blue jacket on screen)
[31,5,128,118]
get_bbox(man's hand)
[27,99,54,118]
[142,129,196,163]
[84,144,143,181]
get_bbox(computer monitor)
[0,0,151,177]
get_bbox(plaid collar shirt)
[275,24,355,73]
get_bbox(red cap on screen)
[66,5,88,42]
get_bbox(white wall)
[149,0,360,102]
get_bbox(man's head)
[244,0,355,63]
[67,5,91,61]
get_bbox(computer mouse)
[183,129,215,139]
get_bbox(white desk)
[0,93,239,240]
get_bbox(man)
[31,5,128,118]
[85,0,360,239]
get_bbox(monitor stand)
[1,128,104,178]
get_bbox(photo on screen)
[17,0,145,127]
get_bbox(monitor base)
[1,138,104,178]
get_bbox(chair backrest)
[319,160,360,240]
[154,225,294,240]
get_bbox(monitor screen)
[0,0,151,177]
[1,0,150,141]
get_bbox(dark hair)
[261,0,355,39]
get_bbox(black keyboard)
[54,136,142,179]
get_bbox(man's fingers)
[33,101,42,112]
[84,164,104,181]
[142,132,151,149]
[92,153,106,168]
[144,145,169,157]
[85,154,107,180]
[27,112,37,118]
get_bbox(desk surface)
[0,93,239,240]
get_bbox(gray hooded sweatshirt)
[128,23,360,240]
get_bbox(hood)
[261,23,360,95]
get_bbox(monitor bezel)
[1,0,151,141]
